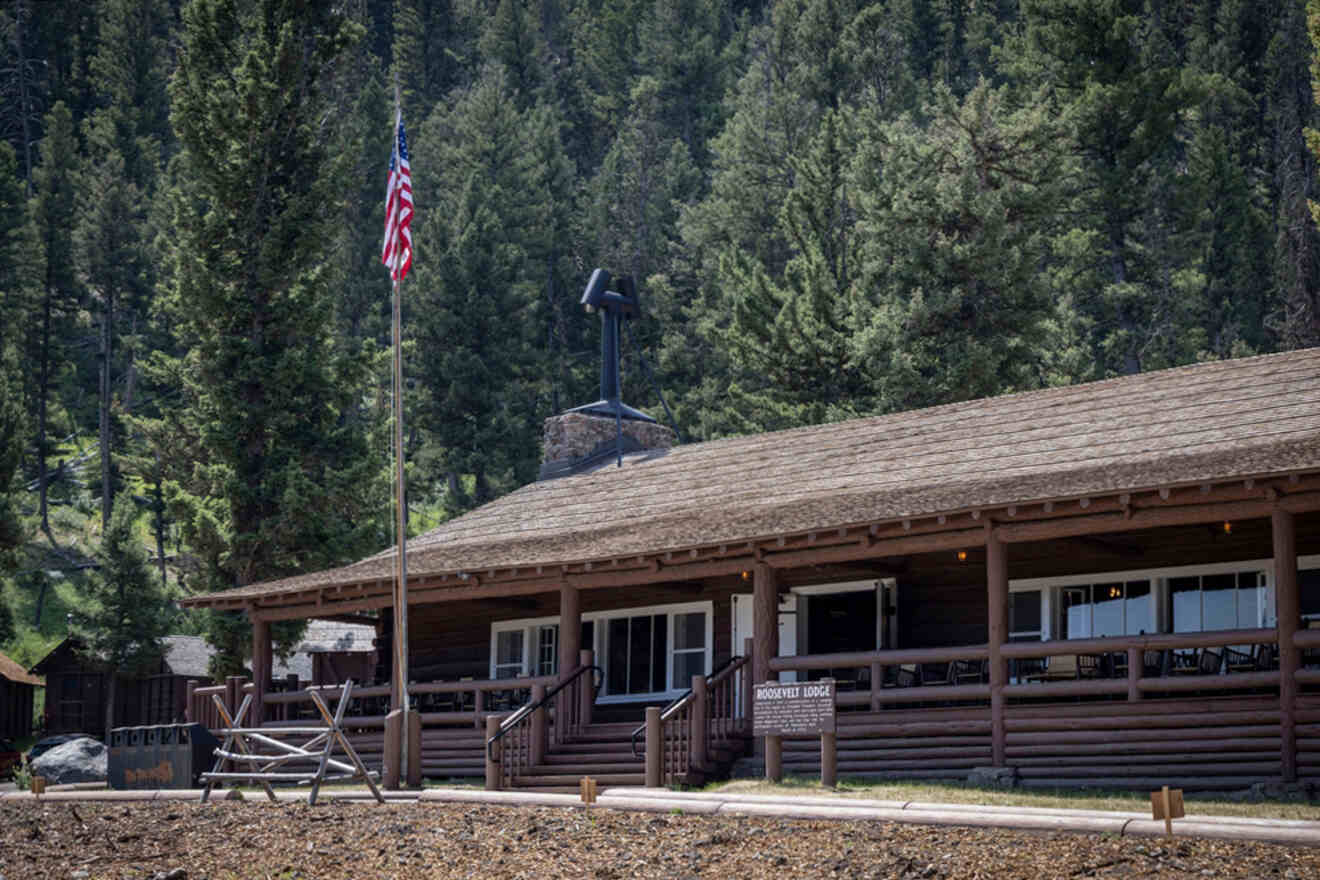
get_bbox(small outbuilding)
[0,650,42,740]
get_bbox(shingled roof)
[0,650,43,687]
[184,347,1320,607]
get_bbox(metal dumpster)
[109,723,221,789]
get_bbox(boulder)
[967,766,1019,790]
[30,737,107,785]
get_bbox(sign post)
[1151,785,1185,838]
[753,680,836,786]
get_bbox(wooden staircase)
[510,721,647,792]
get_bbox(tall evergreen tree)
[0,141,38,558]
[28,101,82,538]
[854,81,1072,410]
[160,0,379,662]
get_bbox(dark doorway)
[806,591,877,683]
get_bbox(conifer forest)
[3,0,1320,679]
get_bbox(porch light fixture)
[1107,585,1122,599]
[1222,521,1232,535]
[956,550,968,562]
[741,570,751,581]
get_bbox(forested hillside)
[3,0,1320,676]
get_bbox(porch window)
[1300,569,1320,622]
[606,614,667,696]
[1170,571,1261,632]
[672,611,707,686]
[1009,590,1042,642]
[494,630,525,679]
[1060,580,1152,638]
[490,601,711,699]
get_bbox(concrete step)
[512,772,645,788]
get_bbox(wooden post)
[185,680,198,724]
[530,683,547,768]
[645,706,662,787]
[1127,646,1142,702]
[406,709,422,788]
[578,649,594,731]
[559,583,581,744]
[765,734,782,782]
[485,715,501,791]
[753,563,779,689]
[473,688,484,730]
[251,617,271,727]
[870,661,883,711]
[691,674,708,771]
[986,528,1008,767]
[821,731,837,789]
[559,583,581,676]
[742,638,754,723]
[1274,507,1300,782]
[753,563,778,756]
[383,708,403,790]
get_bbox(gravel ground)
[2,800,1319,880]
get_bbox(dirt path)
[2,800,1318,879]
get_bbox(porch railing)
[632,653,751,786]
[768,627,1286,707]
[485,662,602,790]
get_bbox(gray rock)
[1246,781,1316,802]
[30,737,107,786]
[966,766,1019,789]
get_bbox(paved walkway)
[3,785,1317,847]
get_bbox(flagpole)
[389,81,411,786]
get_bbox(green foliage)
[74,494,172,677]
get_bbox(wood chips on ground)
[2,801,1319,879]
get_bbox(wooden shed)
[180,348,1320,790]
[0,650,42,740]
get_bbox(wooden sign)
[30,775,46,795]
[579,776,598,806]
[753,680,836,737]
[1151,786,1184,837]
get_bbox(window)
[535,625,557,676]
[1060,581,1151,638]
[1300,569,1320,621]
[1171,571,1261,632]
[494,629,524,679]
[672,611,707,686]
[490,602,711,699]
[1009,591,1042,642]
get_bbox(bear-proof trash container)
[109,723,221,789]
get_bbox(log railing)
[633,654,751,786]
[486,662,602,790]
[769,627,1286,709]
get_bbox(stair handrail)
[486,663,602,759]
[630,654,745,758]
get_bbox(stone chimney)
[539,412,676,480]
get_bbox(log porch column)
[986,528,1008,767]
[559,582,581,677]
[752,563,779,688]
[1274,508,1299,782]
[251,616,271,728]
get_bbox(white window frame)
[1011,557,1278,641]
[490,600,714,703]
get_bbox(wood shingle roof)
[184,347,1320,607]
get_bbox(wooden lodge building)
[0,650,41,740]
[181,348,1320,791]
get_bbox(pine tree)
[75,493,172,737]
[160,0,380,670]
[854,81,1071,410]
[0,141,38,558]
[28,101,82,537]
[412,65,551,511]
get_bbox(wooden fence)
[769,627,1315,789]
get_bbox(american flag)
[381,111,413,281]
